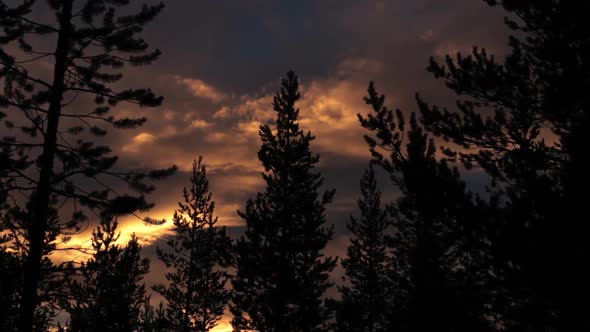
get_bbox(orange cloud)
[214,76,373,161]
[122,132,156,153]
[176,76,228,103]
[191,119,212,128]
[213,106,232,119]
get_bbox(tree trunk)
[19,2,73,331]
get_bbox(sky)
[38,1,511,330]
[86,0,509,239]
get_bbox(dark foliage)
[0,1,175,330]
[0,205,21,331]
[0,155,20,331]
[358,83,493,332]
[231,71,337,332]
[138,300,169,332]
[418,1,590,329]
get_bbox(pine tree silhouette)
[335,166,391,332]
[0,2,174,330]
[418,1,590,329]
[231,71,337,332]
[0,158,19,331]
[0,217,20,331]
[64,217,150,332]
[139,299,169,332]
[153,157,231,332]
[359,83,493,332]
[1,174,67,330]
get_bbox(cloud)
[420,29,434,41]
[122,132,156,153]
[434,41,471,57]
[176,76,228,103]
[337,56,383,77]
[207,68,375,161]
[213,106,232,119]
[191,119,212,128]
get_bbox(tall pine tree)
[1,183,67,330]
[0,2,175,330]
[153,157,231,332]
[335,166,391,332]
[417,1,590,329]
[231,71,337,332]
[359,83,493,332]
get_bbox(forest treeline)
[0,0,588,331]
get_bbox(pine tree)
[153,157,231,332]
[231,71,337,332]
[359,83,493,332]
[0,2,175,330]
[1,175,66,330]
[64,216,150,332]
[335,166,391,332]
[417,1,590,329]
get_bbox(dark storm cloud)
[141,0,508,96]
